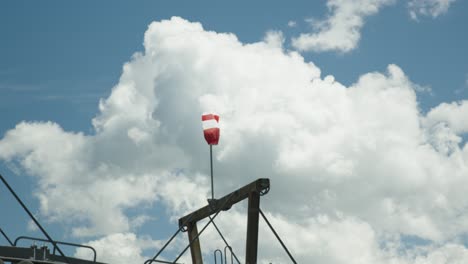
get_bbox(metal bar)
[0,228,13,246]
[0,173,70,264]
[144,260,183,264]
[13,236,97,262]
[210,145,214,200]
[245,192,260,264]
[48,254,108,264]
[0,246,107,264]
[214,249,223,264]
[224,246,234,264]
[179,179,270,228]
[0,246,33,260]
[209,218,241,264]
[259,209,297,264]
[187,222,203,264]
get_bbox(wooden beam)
[245,191,260,264]
[187,222,203,264]
[178,178,270,228]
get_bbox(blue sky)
[1,0,468,263]
[1,0,467,129]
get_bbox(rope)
[259,208,297,264]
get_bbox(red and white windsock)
[202,113,220,145]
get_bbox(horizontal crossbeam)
[178,178,270,228]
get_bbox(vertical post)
[245,191,260,264]
[210,145,214,200]
[188,222,204,264]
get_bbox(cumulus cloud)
[74,233,161,263]
[291,0,395,53]
[291,0,456,53]
[408,0,457,20]
[1,17,468,263]
[426,100,468,133]
[263,30,284,49]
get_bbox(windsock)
[202,113,220,145]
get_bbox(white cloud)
[291,0,456,53]
[291,0,395,53]
[0,121,203,237]
[263,30,284,48]
[74,233,161,263]
[408,0,457,20]
[27,220,38,232]
[1,17,468,263]
[287,20,297,27]
[424,100,468,134]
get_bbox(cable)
[171,192,236,263]
[0,173,70,264]
[171,208,220,263]
[145,201,202,264]
[259,209,297,264]
[144,227,183,264]
[0,228,14,246]
[209,217,241,264]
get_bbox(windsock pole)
[210,145,214,200]
[202,112,220,201]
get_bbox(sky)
[1,0,468,263]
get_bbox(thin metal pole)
[0,173,70,264]
[214,249,223,264]
[224,246,235,264]
[259,209,297,264]
[210,145,214,200]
